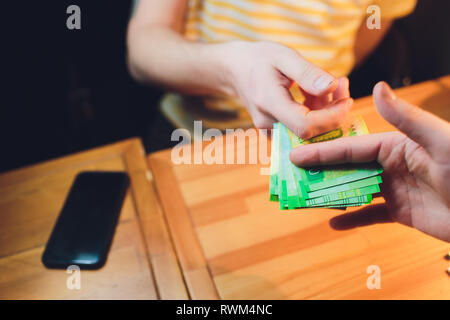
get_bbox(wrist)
[210,41,244,98]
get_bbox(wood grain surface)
[148,76,450,300]
[0,138,187,299]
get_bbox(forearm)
[127,24,234,97]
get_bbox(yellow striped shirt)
[162,0,416,131]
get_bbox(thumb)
[373,81,450,158]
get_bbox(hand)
[290,82,450,242]
[221,41,353,139]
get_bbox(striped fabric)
[162,0,416,131]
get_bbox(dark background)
[1,0,449,173]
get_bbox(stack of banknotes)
[269,116,383,210]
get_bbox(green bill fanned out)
[269,123,279,201]
[278,123,301,209]
[306,184,380,205]
[286,116,383,195]
[302,163,382,192]
[307,176,382,199]
[269,115,383,210]
[309,195,373,207]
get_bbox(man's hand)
[290,82,450,242]
[129,1,351,139]
[221,41,353,140]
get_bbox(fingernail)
[313,74,335,91]
[381,82,397,101]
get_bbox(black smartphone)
[42,171,129,269]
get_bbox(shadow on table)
[329,204,392,231]
[420,84,450,122]
[212,266,287,300]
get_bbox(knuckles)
[251,111,273,129]
[295,125,312,140]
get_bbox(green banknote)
[286,116,383,194]
[306,184,380,206]
[278,122,301,209]
[269,116,383,210]
[269,122,279,201]
[308,195,373,208]
[307,176,382,199]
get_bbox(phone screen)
[42,171,129,269]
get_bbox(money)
[269,116,383,210]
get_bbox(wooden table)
[0,139,187,299]
[1,77,449,300]
[148,76,450,300]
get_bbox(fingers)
[300,88,331,110]
[300,77,349,110]
[333,77,350,100]
[301,98,353,139]
[251,111,276,129]
[373,82,450,158]
[271,85,353,140]
[274,50,338,96]
[289,132,392,166]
